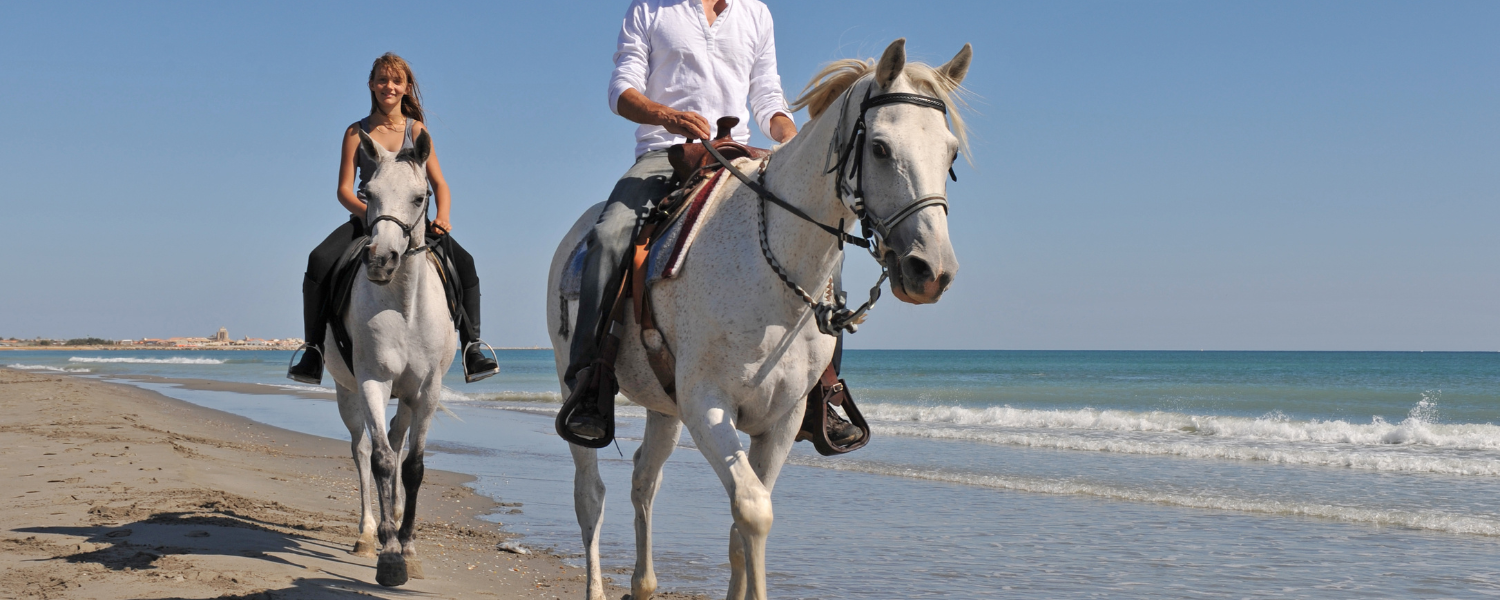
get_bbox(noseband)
[366,191,438,259]
[700,79,954,336]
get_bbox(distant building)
[213,327,229,342]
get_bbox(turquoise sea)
[7,349,1500,598]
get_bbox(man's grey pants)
[566,150,676,388]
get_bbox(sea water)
[7,349,1499,598]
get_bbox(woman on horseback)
[289,52,498,384]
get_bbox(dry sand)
[0,367,677,600]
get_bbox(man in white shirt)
[563,0,860,446]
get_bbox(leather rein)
[700,83,954,336]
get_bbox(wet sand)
[0,367,649,600]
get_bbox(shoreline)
[1,346,554,352]
[0,367,629,599]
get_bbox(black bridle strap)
[701,140,869,250]
[829,88,953,239]
[366,194,440,257]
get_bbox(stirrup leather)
[462,340,500,383]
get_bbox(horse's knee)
[730,487,773,537]
[370,449,397,482]
[401,451,424,489]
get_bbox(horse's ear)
[876,38,906,90]
[939,43,972,87]
[356,128,386,162]
[411,129,432,165]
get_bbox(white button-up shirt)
[608,0,794,157]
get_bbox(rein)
[699,83,952,336]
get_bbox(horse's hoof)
[405,557,425,579]
[375,555,408,587]
[350,540,378,557]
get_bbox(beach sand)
[0,367,678,600]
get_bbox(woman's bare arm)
[413,122,452,234]
[337,124,367,219]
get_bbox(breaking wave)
[794,457,1500,537]
[7,363,91,373]
[69,356,225,365]
[861,401,1500,451]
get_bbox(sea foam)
[794,457,1500,537]
[861,403,1500,451]
[875,424,1500,476]
[7,363,91,373]
[69,356,225,365]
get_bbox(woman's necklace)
[374,114,405,133]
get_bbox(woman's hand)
[430,216,452,236]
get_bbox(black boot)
[557,362,617,446]
[459,284,499,383]
[826,405,864,446]
[288,274,326,384]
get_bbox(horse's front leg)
[396,391,439,581]
[358,378,408,587]
[336,384,378,557]
[628,411,683,600]
[570,442,609,600]
[681,388,776,600]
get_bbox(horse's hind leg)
[628,411,683,600]
[396,396,438,580]
[570,442,608,600]
[336,384,379,557]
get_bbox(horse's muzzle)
[366,245,400,285]
[886,250,954,305]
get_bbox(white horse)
[325,128,456,587]
[546,39,971,600]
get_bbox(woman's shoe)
[287,345,324,385]
[462,341,499,383]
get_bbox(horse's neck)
[756,101,856,298]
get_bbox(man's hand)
[770,113,798,143]
[660,108,712,140]
[619,88,714,139]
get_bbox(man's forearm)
[617,88,672,127]
[617,88,712,140]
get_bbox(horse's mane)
[790,58,970,156]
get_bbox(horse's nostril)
[902,255,935,283]
[937,271,953,291]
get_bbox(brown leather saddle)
[580,116,871,455]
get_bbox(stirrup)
[462,340,500,383]
[286,344,324,385]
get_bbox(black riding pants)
[303,215,480,348]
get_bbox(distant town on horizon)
[0,328,304,349]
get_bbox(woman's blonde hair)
[368,53,425,123]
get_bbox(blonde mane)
[790,58,970,156]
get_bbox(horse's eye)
[413,196,424,205]
[872,141,891,159]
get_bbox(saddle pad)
[558,161,744,299]
[646,167,736,285]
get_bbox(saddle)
[559,117,871,455]
[323,233,464,370]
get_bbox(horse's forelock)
[791,55,971,160]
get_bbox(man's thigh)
[594,151,675,240]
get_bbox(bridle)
[366,190,440,259]
[828,86,956,244]
[702,77,954,336]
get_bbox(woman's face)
[369,67,408,111]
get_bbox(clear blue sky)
[2,1,1495,350]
